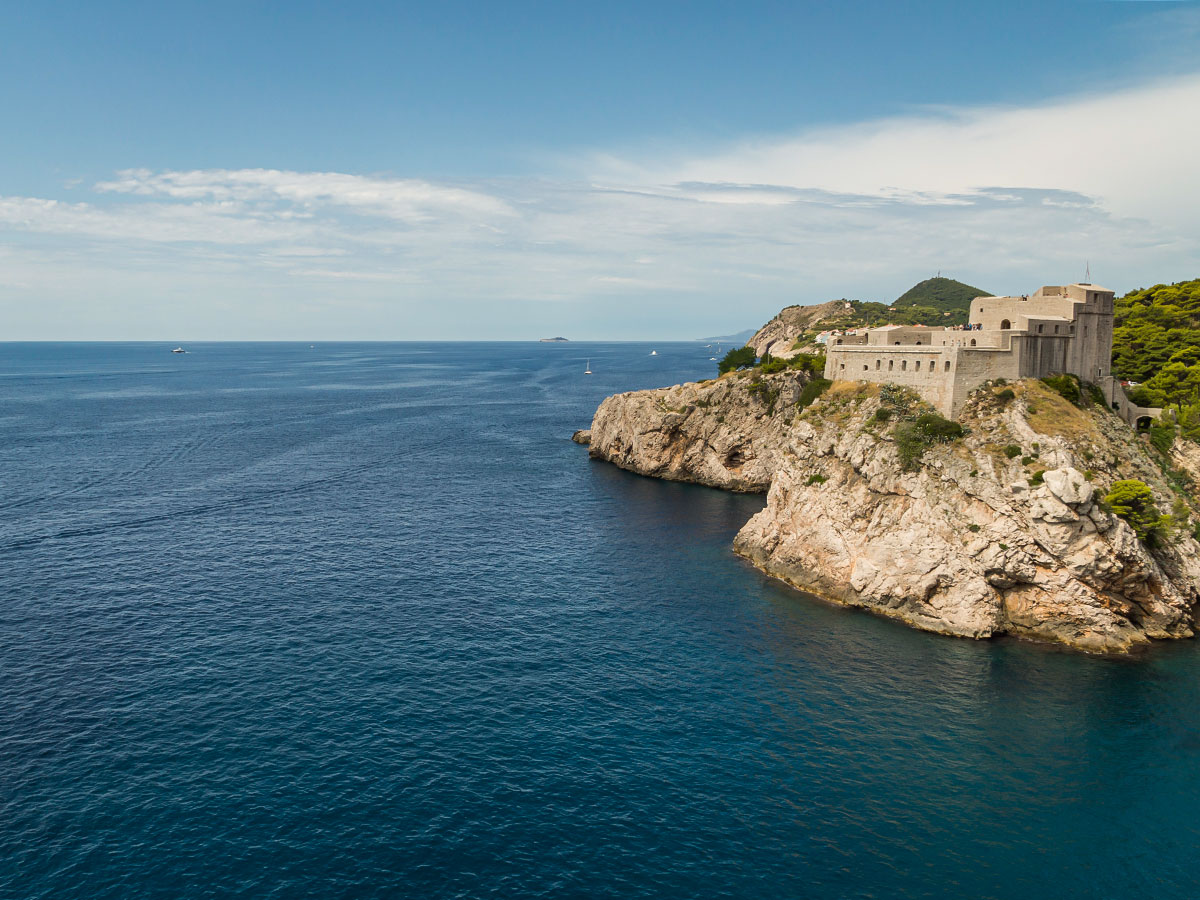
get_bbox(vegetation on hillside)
[1111,279,1200,438]
[1104,479,1169,547]
[717,346,756,374]
[718,346,826,377]
[778,278,990,348]
[892,276,989,326]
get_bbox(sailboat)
[585,359,592,375]
[650,350,657,356]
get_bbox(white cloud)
[95,168,513,221]
[1,72,1199,338]
[611,73,1200,228]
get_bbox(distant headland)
[539,337,570,342]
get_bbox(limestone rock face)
[588,370,807,491]
[746,300,852,358]
[586,376,1200,652]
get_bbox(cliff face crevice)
[586,372,1199,652]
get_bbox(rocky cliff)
[585,372,1200,652]
[746,300,852,358]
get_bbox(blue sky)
[2,0,1199,339]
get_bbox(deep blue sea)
[2,342,1199,900]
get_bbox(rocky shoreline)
[582,371,1200,652]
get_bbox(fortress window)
[944,361,951,372]
[836,339,843,345]
[1038,324,1044,334]
[901,360,907,371]
[1084,326,1088,338]
[863,364,869,371]
[888,360,894,371]
[1001,319,1011,330]
[839,363,845,370]
[894,341,901,346]
[969,339,976,347]
[1054,324,1060,334]
[915,361,921,371]
[875,360,881,370]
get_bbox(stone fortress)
[823,282,1161,425]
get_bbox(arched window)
[944,361,951,372]
[894,341,901,346]
[888,360,894,371]
[915,341,922,346]
[875,360,880,370]
[969,338,976,347]
[915,361,921,371]
[863,364,869,371]
[836,339,843,345]
[1000,319,1011,330]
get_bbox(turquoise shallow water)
[2,342,1199,899]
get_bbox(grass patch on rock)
[1020,380,1100,441]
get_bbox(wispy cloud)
[95,168,513,221]
[2,72,1199,338]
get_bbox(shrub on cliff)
[718,346,756,374]
[787,353,826,376]
[894,412,964,472]
[1148,417,1176,455]
[758,354,788,374]
[796,378,832,410]
[1104,479,1168,547]
[1041,374,1082,407]
[747,374,782,414]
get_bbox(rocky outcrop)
[588,370,810,491]
[746,300,853,358]
[585,374,1200,652]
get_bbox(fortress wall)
[947,348,1022,417]
[1013,335,1072,379]
[969,295,1078,332]
[829,333,869,346]
[825,347,955,415]
[826,284,1118,421]
[1100,376,1165,428]
[864,327,942,347]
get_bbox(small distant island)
[539,336,570,342]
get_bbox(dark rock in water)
[571,429,591,445]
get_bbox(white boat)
[585,359,592,375]
[171,347,186,354]
[650,350,657,356]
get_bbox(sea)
[2,341,1199,900]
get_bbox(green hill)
[891,277,990,326]
[1111,278,1200,435]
